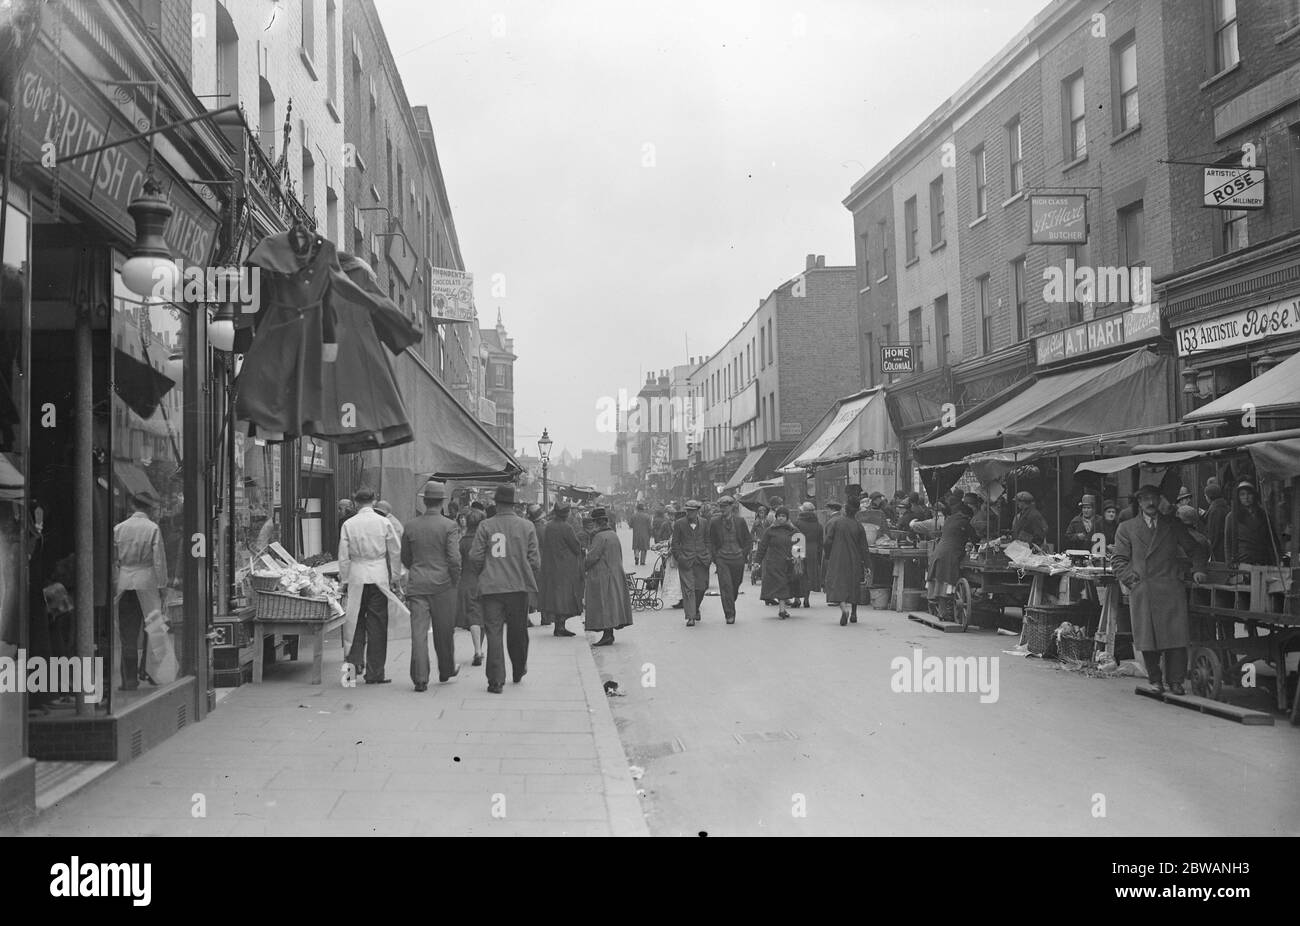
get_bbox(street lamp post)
[538,428,553,509]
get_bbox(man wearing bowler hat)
[672,499,712,626]
[468,484,541,693]
[1112,484,1209,695]
[402,481,462,691]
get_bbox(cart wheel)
[1189,647,1223,701]
[954,579,973,629]
[651,598,663,611]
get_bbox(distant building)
[481,310,516,451]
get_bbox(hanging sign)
[1202,167,1265,210]
[881,345,914,374]
[1029,194,1088,244]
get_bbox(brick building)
[481,310,516,451]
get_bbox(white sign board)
[430,268,476,322]
[1174,296,1300,356]
[1202,167,1265,210]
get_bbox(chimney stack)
[806,253,817,270]
[816,255,826,268]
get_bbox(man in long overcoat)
[1112,484,1209,695]
[630,503,652,565]
[540,501,584,637]
[672,499,712,626]
[823,497,868,626]
[583,508,632,645]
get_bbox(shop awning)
[779,387,895,472]
[738,478,784,511]
[1077,429,1300,479]
[1185,349,1300,421]
[0,453,23,501]
[406,359,521,480]
[114,461,158,503]
[914,349,1172,465]
[722,447,768,492]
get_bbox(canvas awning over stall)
[1184,350,1300,422]
[913,349,1172,466]
[409,363,522,480]
[722,447,768,492]
[1076,429,1300,481]
[779,387,895,472]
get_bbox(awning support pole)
[74,300,93,716]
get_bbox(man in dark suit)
[402,481,462,691]
[707,496,751,624]
[469,484,541,693]
[630,503,652,565]
[1112,484,1208,696]
[672,499,712,627]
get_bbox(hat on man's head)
[1236,480,1257,494]
[1135,483,1163,499]
[1205,483,1223,500]
[526,503,543,520]
[799,501,816,512]
[1079,494,1097,508]
[1177,485,1193,500]
[718,495,735,505]
[1014,491,1035,503]
[1103,498,1120,512]
[826,501,842,511]
[1177,506,1199,526]
[554,499,571,512]
[374,500,393,516]
[591,507,608,521]
[494,484,516,505]
[685,499,702,510]
[470,500,485,511]
[422,480,447,501]
[636,503,645,510]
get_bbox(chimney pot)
[817,255,826,268]
[806,253,816,270]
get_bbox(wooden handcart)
[946,554,1036,630]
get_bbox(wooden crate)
[1189,565,1295,615]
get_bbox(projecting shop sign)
[1029,194,1088,244]
[1203,167,1265,210]
[881,345,914,374]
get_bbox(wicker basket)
[1023,607,1062,657]
[250,573,282,593]
[1056,633,1095,663]
[256,590,332,622]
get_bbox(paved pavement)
[16,592,647,836]
[599,526,1300,837]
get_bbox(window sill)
[1111,124,1141,145]
[859,285,871,295]
[1276,23,1300,44]
[905,256,920,269]
[1199,61,1240,91]
[875,275,890,285]
[930,240,947,254]
[326,99,341,124]
[299,47,319,81]
[969,214,988,229]
[1062,153,1088,173]
[1002,191,1025,208]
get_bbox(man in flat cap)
[469,484,541,692]
[1113,484,1208,696]
[1006,491,1048,547]
[707,495,751,624]
[672,499,712,626]
[402,481,462,690]
[1065,495,1103,551]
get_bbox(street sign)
[881,345,914,374]
[1202,167,1265,210]
[1029,194,1088,244]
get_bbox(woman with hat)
[925,501,977,621]
[1065,495,1103,550]
[1005,491,1048,547]
[793,501,823,608]
[1224,481,1280,566]
[539,501,584,637]
[455,508,488,666]
[756,507,798,619]
[583,508,633,645]
[823,497,869,626]
[1100,498,1120,545]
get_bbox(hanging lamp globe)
[121,172,178,298]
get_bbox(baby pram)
[629,552,668,610]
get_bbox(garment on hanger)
[335,251,421,355]
[235,230,413,451]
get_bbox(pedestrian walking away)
[468,484,541,692]
[824,496,868,626]
[455,508,487,666]
[540,500,585,637]
[340,487,404,684]
[630,503,652,566]
[112,493,170,691]
[583,508,633,645]
[707,495,751,623]
[793,501,823,608]
[672,499,712,626]
[402,481,462,691]
[1112,484,1209,695]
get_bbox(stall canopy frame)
[1184,349,1300,422]
[778,386,895,473]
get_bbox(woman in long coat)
[540,504,585,637]
[793,502,824,608]
[583,510,633,646]
[925,503,977,620]
[455,509,486,666]
[823,498,868,626]
[757,508,797,619]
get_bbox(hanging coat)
[823,512,867,604]
[583,526,633,631]
[1112,515,1208,651]
[540,518,585,618]
[927,512,976,587]
[793,512,824,592]
[757,521,796,600]
[237,232,413,451]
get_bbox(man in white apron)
[112,494,168,690]
[340,487,402,684]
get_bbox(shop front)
[777,387,899,508]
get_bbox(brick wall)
[849,186,897,387]
[160,0,193,78]
[1163,0,1300,273]
[776,266,861,438]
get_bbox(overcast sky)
[374,0,1049,458]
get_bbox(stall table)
[867,544,931,611]
[252,612,346,685]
